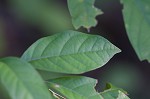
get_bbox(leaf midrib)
[28,48,120,62]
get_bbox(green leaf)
[104,83,128,95]
[46,76,102,99]
[67,0,103,29]
[37,70,67,80]
[100,83,130,99]
[100,90,129,99]
[121,0,150,62]
[47,76,130,99]
[21,30,121,74]
[0,57,53,99]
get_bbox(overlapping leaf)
[67,0,103,29]
[121,0,150,62]
[100,83,129,99]
[47,76,102,99]
[100,90,129,99]
[21,30,121,74]
[46,76,129,99]
[0,57,53,99]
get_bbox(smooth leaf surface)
[21,30,121,74]
[47,76,102,99]
[0,57,53,99]
[37,70,67,80]
[67,0,103,29]
[121,0,150,62]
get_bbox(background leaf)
[121,0,150,62]
[47,76,102,99]
[8,0,73,33]
[0,57,53,99]
[21,30,121,74]
[67,0,103,29]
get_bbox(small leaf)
[100,83,130,99]
[46,76,102,99]
[0,57,53,99]
[100,90,129,99]
[21,30,121,74]
[121,0,150,62]
[67,0,103,29]
[104,83,128,95]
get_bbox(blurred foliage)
[67,0,103,30]
[97,61,144,98]
[0,18,6,55]
[121,0,150,62]
[8,0,73,34]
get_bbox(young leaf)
[67,0,103,29]
[21,30,121,74]
[100,83,130,99]
[121,0,150,62]
[0,57,53,99]
[46,76,102,99]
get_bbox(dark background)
[0,0,150,98]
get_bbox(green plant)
[0,0,150,98]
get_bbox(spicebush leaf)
[121,0,150,62]
[67,0,103,29]
[0,57,53,99]
[46,76,102,99]
[21,30,121,74]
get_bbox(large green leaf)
[46,76,102,99]
[0,57,53,99]
[67,0,103,29]
[121,0,150,62]
[21,30,121,74]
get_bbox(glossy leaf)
[21,30,121,74]
[121,0,150,62]
[47,76,102,99]
[0,57,53,99]
[67,0,103,29]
